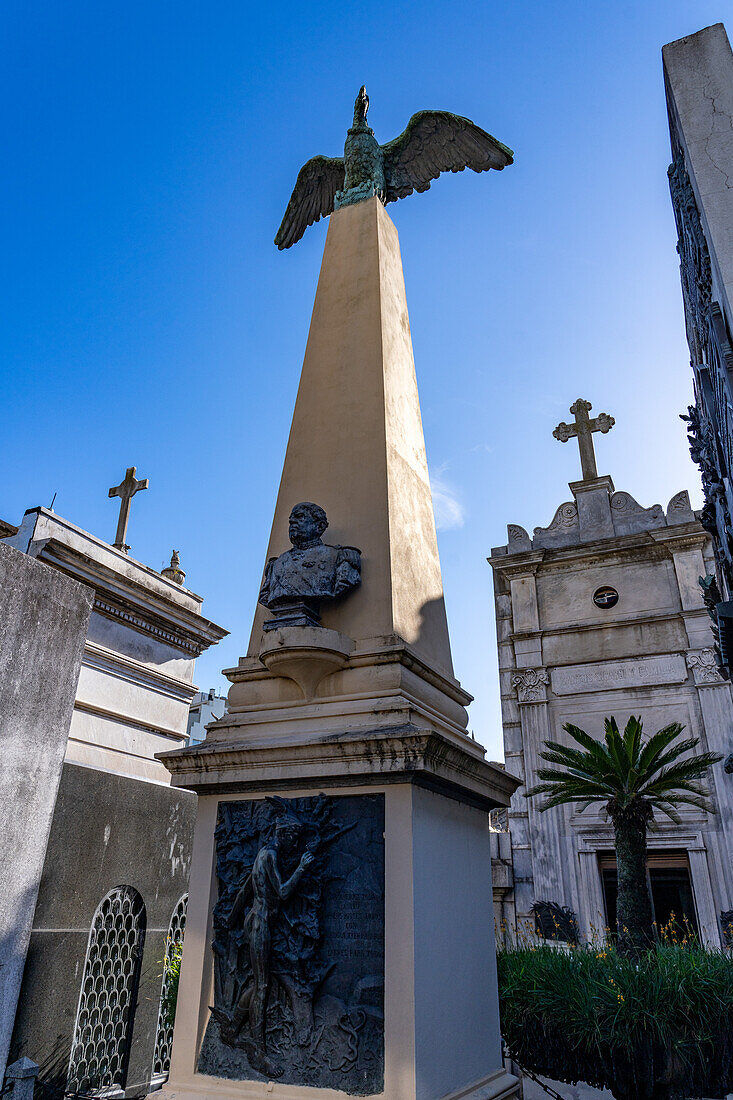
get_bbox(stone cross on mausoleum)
[553,398,615,481]
[108,466,148,553]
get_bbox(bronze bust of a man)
[259,503,361,629]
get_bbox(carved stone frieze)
[512,668,549,704]
[687,647,726,686]
[92,596,207,657]
[610,491,665,534]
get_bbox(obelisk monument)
[159,91,519,1100]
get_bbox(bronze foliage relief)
[198,794,385,1094]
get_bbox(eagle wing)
[274,155,345,250]
[382,111,513,203]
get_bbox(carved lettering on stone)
[512,668,549,704]
[550,655,688,696]
[198,794,384,1095]
[687,648,725,686]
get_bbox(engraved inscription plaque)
[550,655,688,696]
[198,794,384,1094]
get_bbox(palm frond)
[604,717,628,776]
[637,722,686,774]
[622,715,644,769]
[643,754,723,795]
[643,736,705,777]
[525,716,718,824]
[562,723,616,767]
[651,800,683,825]
[534,769,613,796]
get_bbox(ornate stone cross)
[108,466,148,553]
[553,398,615,481]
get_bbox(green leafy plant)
[161,941,183,1029]
[498,939,733,1100]
[525,716,721,956]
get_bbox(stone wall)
[0,544,92,1081]
[8,762,196,1096]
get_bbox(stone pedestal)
[158,197,519,1100]
[160,727,518,1100]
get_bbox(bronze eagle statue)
[275,86,513,249]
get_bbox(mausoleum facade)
[489,405,733,949]
[2,504,226,1097]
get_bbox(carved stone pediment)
[610,491,665,536]
[666,490,695,524]
[507,524,532,552]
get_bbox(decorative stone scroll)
[687,648,726,686]
[533,502,579,549]
[507,524,531,552]
[666,490,695,524]
[198,794,384,1095]
[610,491,665,535]
[512,668,549,704]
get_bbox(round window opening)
[593,586,619,610]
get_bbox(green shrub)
[498,940,733,1100]
[161,942,183,1029]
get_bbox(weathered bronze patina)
[258,502,361,629]
[275,86,513,249]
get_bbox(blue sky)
[2,1,724,756]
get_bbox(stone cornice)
[73,699,189,742]
[487,549,545,576]
[490,521,710,573]
[649,526,710,552]
[512,609,699,643]
[83,641,199,703]
[158,725,521,810]
[35,537,227,657]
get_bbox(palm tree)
[525,716,721,956]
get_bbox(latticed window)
[67,886,146,1096]
[151,894,188,1084]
